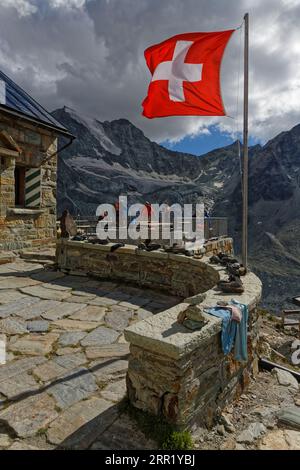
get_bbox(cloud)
[0,0,300,145]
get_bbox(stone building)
[0,71,74,251]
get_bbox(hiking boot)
[218,274,242,287]
[219,283,244,294]
[209,255,221,264]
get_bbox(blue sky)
[160,126,259,156]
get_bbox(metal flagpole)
[242,12,249,269]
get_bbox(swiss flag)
[142,30,234,118]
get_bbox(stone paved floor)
[0,259,179,449]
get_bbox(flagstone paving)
[0,259,178,449]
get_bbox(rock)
[0,277,40,289]
[89,412,157,450]
[33,361,67,382]
[235,444,246,450]
[47,397,116,448]
[8,441,41,450]
[272,367,299,391]
[216,424,226,436]
[26,320,49,333]
[71,290,97,298]
[30,271,65,282]
[80,326,119,347]
[0,317,28,335]
[41,302,86,320]
[16,300,61,320]
[55,347,82,356]
[259,429,300,450]
[0,393,58,437]
[64,295,94,304]
[52,319,99,331]
[0,433,10,448]
[33,353,87,382]
[277,406,300,430]
[58,331,87,347]
[42,283,72,292]
[20,285,72,301]
[237,422,267,444]
[85,344,129,360]
[69,305,106,322]
[220,414,235,433]
[89,297,118,307]
[294,398,300,407]
[0,372,39,399]
[0,296,41,318]
[9,333,59,356]
[100,379,127,402]
[0,356,46,383]
[219,437,236,450]
[0,290,25,305]
[54,352,87,370]
[105,310,132,331]
[251,405,277,428]
[119,297,150,309]
[47,367,98,409]
[136,309,153,320]
[91,359,128,383]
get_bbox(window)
[14,166,25,207]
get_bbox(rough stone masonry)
[0,113,58,251]
[56,237,262,429]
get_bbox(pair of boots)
[217,274,244,294]
[210,252,238,265]
[227,262,247,277]
[138,239,161,252]
[164,243,192,256]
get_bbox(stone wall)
[0,113,58,250]
[56,238,261,429]
[56,239,232,297]
[124,269,262,430]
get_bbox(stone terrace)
[0,259,179,449]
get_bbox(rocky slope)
[53,107,300,312]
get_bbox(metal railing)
[57,215,228,241]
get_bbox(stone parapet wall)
[56,239,232,297]
[0,113,58,251]
[56,237,261,429]
[125,269,262,429]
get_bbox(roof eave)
[0,105,75,139]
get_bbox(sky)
[0,0,300,156]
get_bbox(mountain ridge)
[53,106,300,312]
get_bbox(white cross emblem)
[151,40,203,102]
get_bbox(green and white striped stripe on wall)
[25,168,41,207]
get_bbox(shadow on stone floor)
[1,356,129,405]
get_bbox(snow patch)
[66,108,121,156]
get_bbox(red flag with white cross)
[142,30,234,118]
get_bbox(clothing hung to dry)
[204,299,248,362]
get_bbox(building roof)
[0,70,73,138]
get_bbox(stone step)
[24,258,55,266]
[20,250,55,262]
[0,252,16,265]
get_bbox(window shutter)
[25,168,41,207]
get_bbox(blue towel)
[205,299,248,362]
